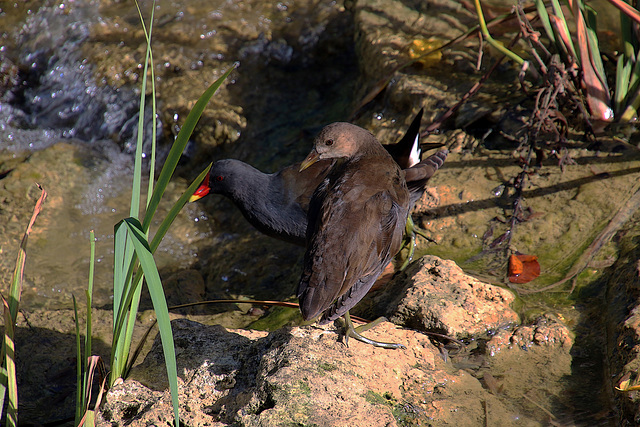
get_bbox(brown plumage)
[297,122,410,324]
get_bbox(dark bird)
[190,157,333,245]
[297,122,410,348]
[190,111,447,247]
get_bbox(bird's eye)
[325,139,334,146]
[215,176,224,182]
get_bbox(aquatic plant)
[0,185,47,427]
[475,0,640,127]
[459,0,640,287]
[72,2,236,425]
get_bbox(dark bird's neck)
[223,164,307,245]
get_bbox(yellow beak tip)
[299,151,320,172]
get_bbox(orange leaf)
[508,254,540,283]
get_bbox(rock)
[356,255,519,338]
[601,232,640,422]
[351,0,478,135]
[161,269,206,311]
[486,314,573,355]
[97,317,546,426]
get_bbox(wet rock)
[0,57,20,103]
[0,141,105,305]
[351,0,481,130]
[356,255,519,338]
[0,138,210,310]
[201,230,305,306]
[97,317,546,426]
[486,315,573,354]
[479,315,575,420]
[412,148,640,296]
[601,232,640,423]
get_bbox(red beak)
[189,173,211,202]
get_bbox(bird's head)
[300,123,376,171]
[189,159,246,202]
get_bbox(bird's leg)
[343,311,406,350]
[400,215,435,271]
[400,215,418,270]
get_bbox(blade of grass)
[621,50,640,122]
[130,0,155,219]
[113,66,235,356]
[133,0,158,207]
[112,220,127,329]
[535,0,556,44]
[7,185,46,326]
[115,165,211,379]
[548,13,577,62]
[109,4,235,425]
[149,165,212,252]
[141,63,237,233]
[606,0,640,26]
[570,0,613,121]
[473,0,525,65]
[75,230,96,426]
[83,356,100,421]
[73,295,83,425]
[615,55,632,114]
[0,365,5,420]
[550,0,578,59]
[2,297,16,427]
[77,356,104,427]
[0,184,46,422]
[124,165,211,377]
[111,222,133,381]
[620,89,640,122]
[84,230,95,401]
[111,1,155,387]
[120,217,179,425]
[110,0,156,385]
[583,4,610,89]
[629,57,640,92]
[111,64,234,365]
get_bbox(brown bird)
[297,122,410,348]
[190,111,447,248]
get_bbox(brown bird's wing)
[275,159,333,212]
[297,159,409,323]
[404,149,448,207]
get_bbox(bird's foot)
[342,312,405,350]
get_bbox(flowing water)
[0,0,357,310]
